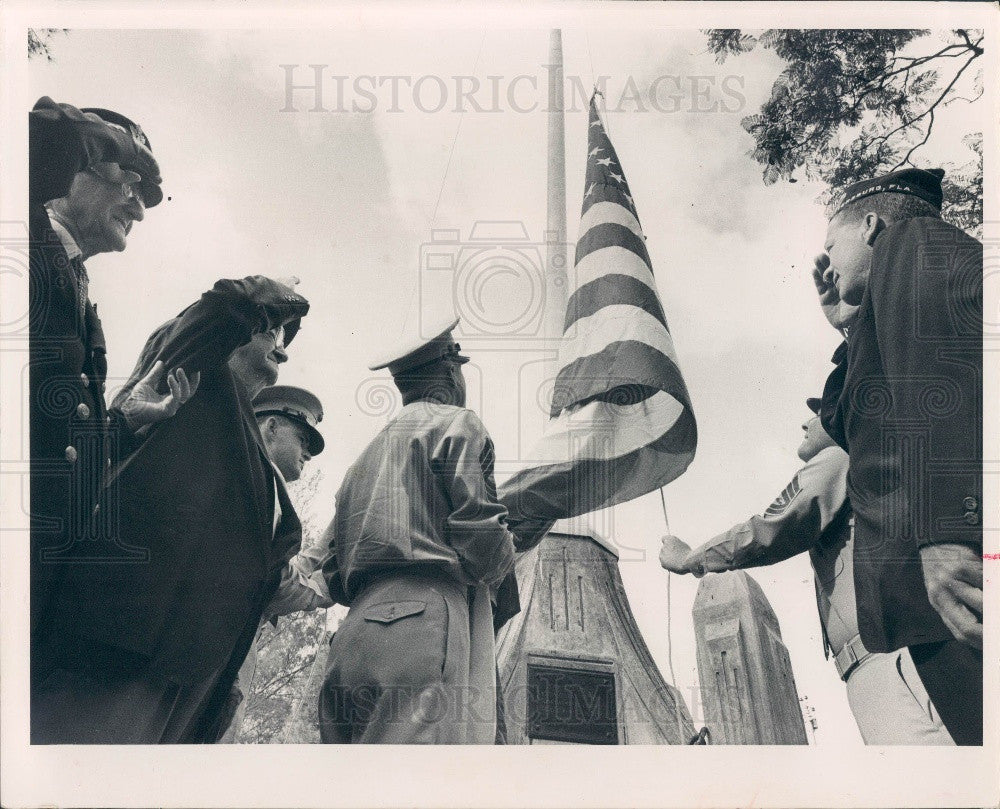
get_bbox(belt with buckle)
[833,633,872,681]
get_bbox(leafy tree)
[705,29,984,236]
[231,469,341,744]
[28,29,66,61]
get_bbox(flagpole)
[545,28,568,378]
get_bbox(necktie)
[70,255,89,325]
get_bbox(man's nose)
[272,346,288,364]
[126,196,145,221]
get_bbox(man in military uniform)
[31,276,309,743]
[29,98,195,693]
[660,399,954,744]
[216,385,333,742]
[815,167,982,745]
[318,317,517,744]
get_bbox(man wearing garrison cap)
[28,98,196,722]
[812,166,983,745]
[318,317,516,744]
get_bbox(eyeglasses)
[267,325,286,349]
[87,166,145,207]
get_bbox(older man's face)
[57,164,146,257]
[824,211,874,306]
[229,328,288,396]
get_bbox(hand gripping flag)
[499,96,697,546]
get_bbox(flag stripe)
[558,306,679,371]
[565,274,668,332]
[572,246,658,296]
[501,406,697,519]
[551,341,690,418]
[533,390,687,461]
[579,201,642,239]
[575,222,652,272]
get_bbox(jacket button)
[80,373,89,386]
[963,496,979,512]
[963,511,980,525]
[76,402,91,419]
[64,446,77,463]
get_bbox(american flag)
[499,95,697,537]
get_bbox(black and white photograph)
[1,1,996,807]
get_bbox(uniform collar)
[45,207,82,260]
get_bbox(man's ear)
[862,212,885,246]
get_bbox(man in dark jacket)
[29,97,196,690]
[31,275,309,743]
[815,167,982,745]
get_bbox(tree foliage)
[28,29,67,61]
[231,469,341,744]
[705,29,984,236]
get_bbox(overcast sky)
[28,24,984,748]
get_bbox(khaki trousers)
[319,570,496,744]
[845,647,954,745]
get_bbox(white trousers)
[845,648,954,745]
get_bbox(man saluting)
[319,317,516,744]
[815,167,983,746]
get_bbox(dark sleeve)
[870,219,982,549]
[819,341,849,452]
[28,96,124,208]
[111,276,309,408]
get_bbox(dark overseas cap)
[832,166,945,217]
[368,316,470,376]
[81,106,163,208]
[253,385,325,455]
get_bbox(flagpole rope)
[659,486,685,741]
[431,27,488,226]
[586,30,597,93]
[400,28,488,340]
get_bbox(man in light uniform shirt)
[660,399,954,744]
[319,317,516,744]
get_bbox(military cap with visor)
[368,316,470,377]
[253,384,325,455]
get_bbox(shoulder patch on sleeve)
[763,474,802,517]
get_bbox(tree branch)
[858,51,980,157]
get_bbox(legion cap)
[831,166,945,218]
[368,316,470,376]
[253,385,324,455]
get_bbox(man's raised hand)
[120,360,201,431]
